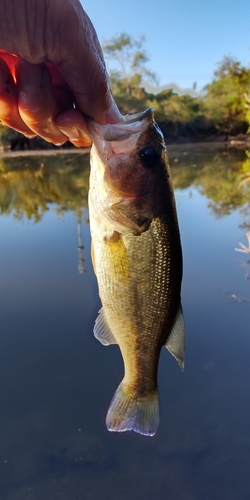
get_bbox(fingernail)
[58,126,92,147]
[23,133,36,139]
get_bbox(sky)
[80,0,250,94]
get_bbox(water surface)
[1,146,250,500]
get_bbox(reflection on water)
[235,231,250,254]
[0,152,90,220]
[77,217,86,274]
[1,146,250,499]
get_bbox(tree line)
[0,32,250,149]
[104,34,250,143]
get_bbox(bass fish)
[88,108,184,437]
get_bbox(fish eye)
[139,147,160,169]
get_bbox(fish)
[88,108,184,437]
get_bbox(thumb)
[59,56,122,125]
[46,1,122,124]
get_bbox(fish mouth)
[122,107,154,125]
[88,108,155,159]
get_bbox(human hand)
[0,0,122,146]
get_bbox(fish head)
[88,108,173,235]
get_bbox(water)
[1,146,250,500]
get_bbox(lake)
[1,145,250,500]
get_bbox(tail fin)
[106,382,159,437]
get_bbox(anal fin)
[94,307,117,346]
[165,304,185,369]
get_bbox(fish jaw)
[88,108,156,160]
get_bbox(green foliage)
[109,73,149,114]
[150,90,204,122]
[203,56,250,133]
[244,93,250,131]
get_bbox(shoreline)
[0,138,249,160]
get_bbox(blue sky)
[81,0,250,93]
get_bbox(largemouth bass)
[88,108,184,437]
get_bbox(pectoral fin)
[109,200,151,235]
[94,308,117,346]
[109,202,141,234]
[165,305,185,369]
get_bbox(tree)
[204,56,250,134]
[102,32,157,97]
[244,93,250,132]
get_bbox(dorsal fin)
[165,304,185,369]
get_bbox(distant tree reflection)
[0,152,90,221]
[171,146,250,227]
[1,147,250,229]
